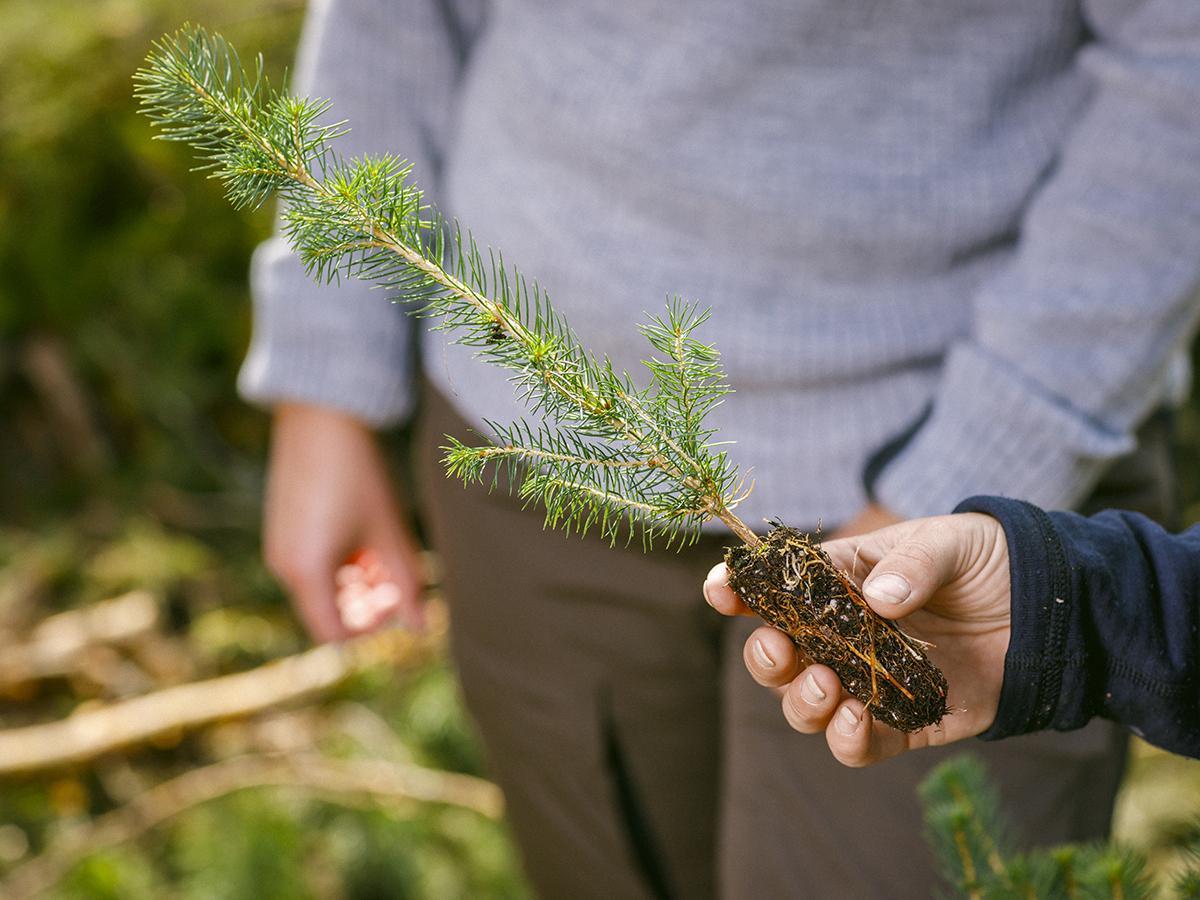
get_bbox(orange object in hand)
[335,548,403,632]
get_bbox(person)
[704,497,1200,766]
[240,1,1200,896]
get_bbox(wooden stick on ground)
[0,622,444,775]
[0,750,504,900]
[0,590,160,689]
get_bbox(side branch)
[468,445,658,471]
[537,479,690,519]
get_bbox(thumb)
[289,560,352,643]
[859,519,965,619]
[369,522,428,632]
[379,545,427,631]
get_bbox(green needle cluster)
[134,25,756,549]
[919,757,1194,899]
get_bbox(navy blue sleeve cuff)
[952,495,1091,741]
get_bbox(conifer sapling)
[134,25,950,733]
[919,757,1166,899]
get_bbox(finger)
[778,664,843,734]
[742,626,805,689]
[857,519,970,619]
[821,519,923,586]
[289,569,351,643]
[824,700,910,767]
[266,542,350,643]
[376,545,428,632]
[704,563,755,617]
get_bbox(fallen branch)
[0,590,160,688]
[0,616,445,775]
[0,750,503,900]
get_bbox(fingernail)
[751,638,775,670]
[703,566,727,608]
[866,573,911,605]
[801,672,826,705]
[836,706,861,736]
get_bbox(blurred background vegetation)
[0,1,528,896]
[0,1,1197,897]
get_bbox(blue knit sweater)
[240,0,1200,529]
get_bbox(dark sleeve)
[953,495,1200,759]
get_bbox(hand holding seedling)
[705,512,1012,766]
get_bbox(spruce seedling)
[134,25,949,732]
[919,756,1181,899]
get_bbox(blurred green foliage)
[0,1,529,896]
[921,756,1200,899]
[0,0,292,523]
[0,1,1198,897]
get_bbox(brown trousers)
[415,386,1177,900]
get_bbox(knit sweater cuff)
[237,236,416,428]
[869,344,1133,519]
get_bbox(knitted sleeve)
[868,0,1200,517]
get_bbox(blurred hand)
[704,513,1012,766]
[264,403,426,642]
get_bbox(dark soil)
[725,524,949,733]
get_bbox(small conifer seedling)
[134,26,950,733]
[919,756,1196,899]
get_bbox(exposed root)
[725,524,949,733]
